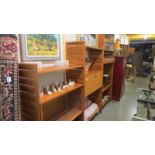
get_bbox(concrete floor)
[94,77,149,121]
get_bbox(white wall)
[63,34,77,42]
[39,71,64,88]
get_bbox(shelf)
[52,108,82,121]
[39,83,83,104]
[104,58,115,64]
[38,65,84,75]
[85,70,102,76]
[102,84,112,93]
[104,49,114,52]
[101,99,110,108]
[86,46,103,51]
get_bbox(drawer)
[85,71,102,96]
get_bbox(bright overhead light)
[144,34,147,40]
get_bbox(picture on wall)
[20,34,61,61]
[79,34,97,47]
[104,34,114,51]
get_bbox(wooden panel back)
[66,68,84,84]
[68,88,84,110]
[88,88,102,109]
[97,34,105,49]
[66,41,86,66]
[88,50,104,71]
[85,71,102,97]
[19,63,40,121]
[42,96,67,121]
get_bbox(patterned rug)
[0,35,19,121]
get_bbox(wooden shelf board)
[104,49,114,52]
[52,108,82,121]
[104,58,115,64]
[38,65,84,74]
[39,83,83,104]
[104,56,114,59]
[86,46,103,51]
[102,84,112,92]
[85,70,102,76]
[101,99,110,109]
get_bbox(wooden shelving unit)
[39,83,83,104]
[66,41,104,119]
[86,46,103,51]
[38,65,83,75]
[102,83,112,93]
[51,107,82,121]
[19,35,114,121]
[100,34,115,108]
[19,63,84,121]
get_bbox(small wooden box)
[85,71,102,96]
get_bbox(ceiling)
[127,34,155,40]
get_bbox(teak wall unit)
[66,41,104,112]
[101,34,115,108]
[19,63,84,121]
[19,35,115,121]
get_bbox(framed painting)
[77,34,97,47]
[20,34,61,61]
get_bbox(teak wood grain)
[66,40,104,119]
[19,63,84,121]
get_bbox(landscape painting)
[20,34,61,61]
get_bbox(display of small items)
[80,34,96,47]
[102,95,110,103]
[103,74,110,84]
[39,79,76,97]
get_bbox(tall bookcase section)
[19,63,84,121]
[100,34,115,108]
[66,41,104,119]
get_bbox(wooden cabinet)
[112,56,126,101]
[20,38,105,121]
[66,41,104,118]
[19,63,84,121]
[98,34,115,108]
[85,71,102,96]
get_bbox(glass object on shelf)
[39,87,44,97]
[63,81,69,89]
[45,85,53,95]
[102,95,110,102]
[54,60,69,66]
[68,79,75,86]
[52,85,57,93]
[80,34,96,47]
[103,74,110,84]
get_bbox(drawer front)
[85,71,102,96]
